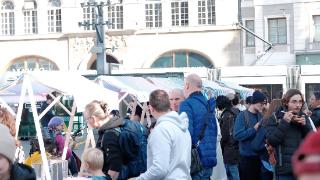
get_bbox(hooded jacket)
[137,111,192,180]
[179,92,217,168]
[10,163,36,180]
[97,116,124,173]
[266,108,311,175]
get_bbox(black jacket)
[97,116,124,174]
[266,109,311,175]
[11,163,36,180]
[220,108,240,164]
[311,107,320,128]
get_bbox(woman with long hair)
[266,89,312,180]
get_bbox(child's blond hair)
[82,148,104,170]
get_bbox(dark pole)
[238,0,243,65]
[95,4,108,75]
[79,1,112,75]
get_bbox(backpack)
[101,119,147,179]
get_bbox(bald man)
[179,74,218,179]
[169,88,185,112]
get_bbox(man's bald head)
[186,74,202,89]
[184,74,202,98]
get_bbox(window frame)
[267,17,287,45]
[171,1,189,26]
[107,4,123,30]
[0,0,15,35]
[145,2,162,28]
[245,20,255,47]
[197,0,215,25]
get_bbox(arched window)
[23,0,38,34]
[1,1,15,35]
[7,56,59,71]
[151,51,213,68]
[48,0,62,33]
[89,55,119,70]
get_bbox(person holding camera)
[266,89,312,180]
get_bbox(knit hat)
[246,96,252,104]
[293,130,320,176]
[48,116,64,129]
[0,124,16,163]
[251,91,266,104]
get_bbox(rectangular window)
[82,7,96,31]
[108,5,123,29]
[268,18,287,44]
[145,3,162,28]
[171,1,188,26]
[23,10,38,34]
[198,0,215,25]
[48,9,62,33]
[245,20,255,47]
[314,15,320,42]
[1,11,15,35]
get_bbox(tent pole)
[48,93,72,116]
[25,74,51,180]
[38,94,62,120]
[15,76,28,140]
[62,101,77,160]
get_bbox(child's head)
[48,116,65,130]
[82,148,104,171]
[0,124,16,179]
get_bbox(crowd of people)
[0,74,320,180]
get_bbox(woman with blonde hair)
[84,100,123,180]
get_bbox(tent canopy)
[0,71,119,111]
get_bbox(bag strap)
[195,103,210,147]
[243,110,250,128]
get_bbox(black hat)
[245,96,252,104]
[252,90,266,104]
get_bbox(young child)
[81,148,109,180]
[48,116,79,176]
[0,124,36,180]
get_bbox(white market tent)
[0,71,119,180]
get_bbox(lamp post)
[79,1,112,75]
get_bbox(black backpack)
[101,119,147,179]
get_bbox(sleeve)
[102,130,123,172]
[311,110,320,127]
[220,113,230,148]
[265,116,290,146]
[179,101,194,139]
[55,134,65,154]
[233,112,256,141]
[302,116,312,136]
[136,127,171,180]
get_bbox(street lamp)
[78,0,117,75]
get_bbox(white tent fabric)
[0,71,119,111]
[95,76,158,102]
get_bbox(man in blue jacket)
[233,90,266,180]
[179,74,217,180]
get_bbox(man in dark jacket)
[233,90,266,180]
[310,91,320,127]
[216,95,240,180]
[0,124,36,180]
[266,89,311,180]
[179,74,217,179]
